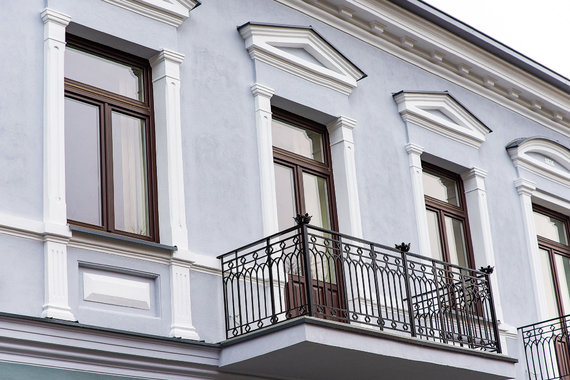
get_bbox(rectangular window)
[64,36,158,241]
[533,205,570,319]
[422,164,474,268]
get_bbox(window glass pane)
[422,171,459,206]
[65,97,102,226]
[274,163,297,230]
[65,47,144,101]
[555,253,570,315]
[426,209,444,261]
[534,211,569,245]
[303,173,335,283]
[444,217,469,268]
[112,112,149,236]
[272,119,323,162]
[539,248,560,319]
[302,173,331,230]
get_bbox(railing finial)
[479,265,494,274]
[294,213,312,225]
[395,242,411,252]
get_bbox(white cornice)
[394,91,490,149]
[239,23,365,95]
[508,138,570,188]
[102,0,199,27]
[273,0,570,137]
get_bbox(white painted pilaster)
[327,116,362,238]
[150,49,189,255]
[150,50,199,340]
[251,83,278,236]
[462,168,514,352]
[515,178,549,320]
[169,262,200,340]
[405,143,430,257]
[41,8,74,321]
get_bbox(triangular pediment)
[393,91,492,149]
[103,0,199,27]
[507,137,570,187]
[238,23,366,95]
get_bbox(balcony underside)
[220,317,517,380]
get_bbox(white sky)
[424,0,570,80]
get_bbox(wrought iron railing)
[218,216,501,352]
[520,315,570,379]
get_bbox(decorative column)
[150,49,199,340]
[515,178,549,319]
[40,8,75,321]
[405,143,431,257]
[327,116,363,238]
[462,168,515,351]
[251,83,278,236]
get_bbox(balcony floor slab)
[219,317,517,380]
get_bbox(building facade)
[0,0,569,379]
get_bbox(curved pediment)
[238,23,366,95]
[507,137,570,187]
[393,91,491,149]
[103,0,200,27]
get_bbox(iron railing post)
[296,214,314,317]
[397,242,416,338]
[481,267,502,353]
[266,237,277,324]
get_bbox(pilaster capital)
[150,49,185,82]
[514,178,536,196]
[327,116,356,145]
[41,8,71,27]
[461,167,488,193]
[405,142,424,156]
[251,83,275,99]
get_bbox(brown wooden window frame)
[422,163,476,269]
[271,107,339,231]
[64,35,159,242]
[534,204,570,317]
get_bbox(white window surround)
[510,138,570,322]
[405,142,514,348]
[251,83,363,238]
[40,8,199,340]
[394,91,491,149]
[240,23,366,96]
[507,137,570,188]
[102,0,200,27]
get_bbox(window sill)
[69,226,177,259]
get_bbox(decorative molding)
[169,263,200,340]
[514,178,537,196]
[327,116,363,238]
[102,0,199,27]
[461,167,506,339]
[272,0,570,137]
[82,271,152,310]
[251,83,279,236]
[507,138,570,188]
[404,143,431,257]
[394,91,491,149]
[41,8,74,322]
[42,238,75,321]
[150,49,191,260]
[239,23,365,95]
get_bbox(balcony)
[520,314,570,380]
[217,216,516,380]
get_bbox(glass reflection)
[422,171,459,206]
[426,209,444,261]
[539,248,561,319]
[555,254,570,315]
[445,217,469,268]
[65,97,102,226]
[65,47,143,101]
[272,119,323,162]
[274,163,297,230]
[534,211,569,245]
[112,112,149,235]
